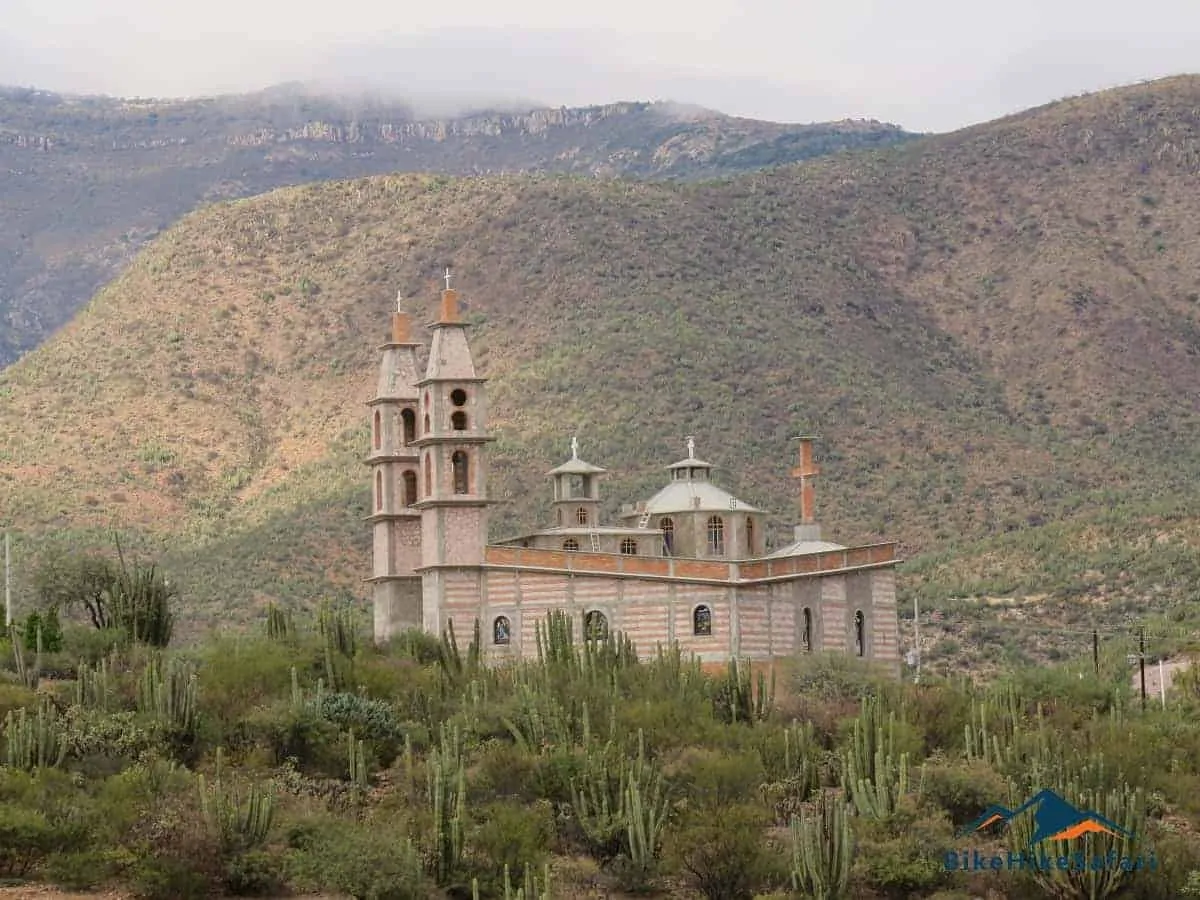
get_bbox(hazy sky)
[2,0,1198,132]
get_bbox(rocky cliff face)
[0,86,920,367]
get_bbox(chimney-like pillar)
[790,435,822,541]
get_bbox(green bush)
[284,815,429,900]
[470,801,554,892]
[0,803,86,878]
[666,802,784,900]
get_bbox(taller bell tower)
[366,294,425,644]
[411,271,495,634]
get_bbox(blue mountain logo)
[962,789,1134,845]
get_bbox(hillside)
[2,76,1200,665]
[0,82,917,367]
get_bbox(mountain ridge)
[0,84,919,368]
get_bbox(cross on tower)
[395,291,404,313]
[686,435,696,459]
[570,435,579,459]
[444,267,452,291]
[790,436,821,525]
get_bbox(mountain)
[0,82,918,368]
[2,76,1199,661]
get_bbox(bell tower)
[411,270,495,634]
[548,436,607,529]
[366,293,424,644]
[790,434,822,542]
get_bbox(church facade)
[365,281,902,675]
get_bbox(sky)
[1,0,1198,132]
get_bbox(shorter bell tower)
[790,434,822,542]
[366,294,425,643]
[547,436,607,529]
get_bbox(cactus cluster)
[571,729,669,868]
[198,748,276,854]
[74,657,114,711]
[840,695,921,820]
[265,602,297,642]
[137,653,199,740]
[426,720,468,884]
[790,789,854,900]
[712,656,775,724]
[2,696,68,770]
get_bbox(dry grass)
[1,77,1200,639]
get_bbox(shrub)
[284,815,429,900]
[0,803,86,877]
[469,801,554,892]
[666,802,784,900]
[922,759,1008,829]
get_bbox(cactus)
[75,657,114,711]
[198,749,276,854]
[265,602,296,642]
[571,730,668,865]
[3,697,68,770]
[426,720,467,883]
[347,730,368,788]
[712,657,774,724]
[137,654,199,740]
[11,623,40,689]
[319,600,358,690]
[840,696,922,820]
[790,789,854,900]
[472,864,552,900]
[1003,776,1145,900]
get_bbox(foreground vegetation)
[5,589,1200,900]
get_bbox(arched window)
[401,408,416,445]
[660,517,674,555]
[707,515,725,556]
[424,392,431,410]
[746,518,755,556]
[563,539,580,551]
[802,607,813,652]
[372,410,381,450]
[576,506,589,526]
[450,388,467,407]
[424,455,432,497]
[452,451,469,494]
[854,610,865,657]
[375,470,383,510]
[451,411,468,431]
[493,616,511,645]
[584,610,608,641]
[403,471,418,506]
[620,538,638,555]
[693,605,712,636]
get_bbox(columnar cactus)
[790,789,854,900]
[2,697,67,770]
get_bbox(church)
[365,277,902,675]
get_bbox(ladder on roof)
[589,531,601,552]
[637,512,652,529]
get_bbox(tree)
[33,537,176,647]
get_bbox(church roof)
[639,480,761,515]
[547,458,607,476]
[547,437,607,475]
[768,539,846,557]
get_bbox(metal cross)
[444,267,452,290]
[571,435,579,458]
[686,435,695,459]
[395,291,404,313]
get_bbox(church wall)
[372,523,392,577]
[672,586,729,660]
[818,575,849,653]
[372,577,422,642]
[868,569,902,677]
[442,508,486,566]
[389,519,422,573]
[613,581,671,649]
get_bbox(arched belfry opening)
[401,408,416,445]
[452,450,470,495]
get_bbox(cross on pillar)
[444,267,452,291]
[791,436,821,525]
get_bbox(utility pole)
[1093,629,1099,676]
[913,595,921,685]
[1139,626,1147,712]
[3,531,11,629]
